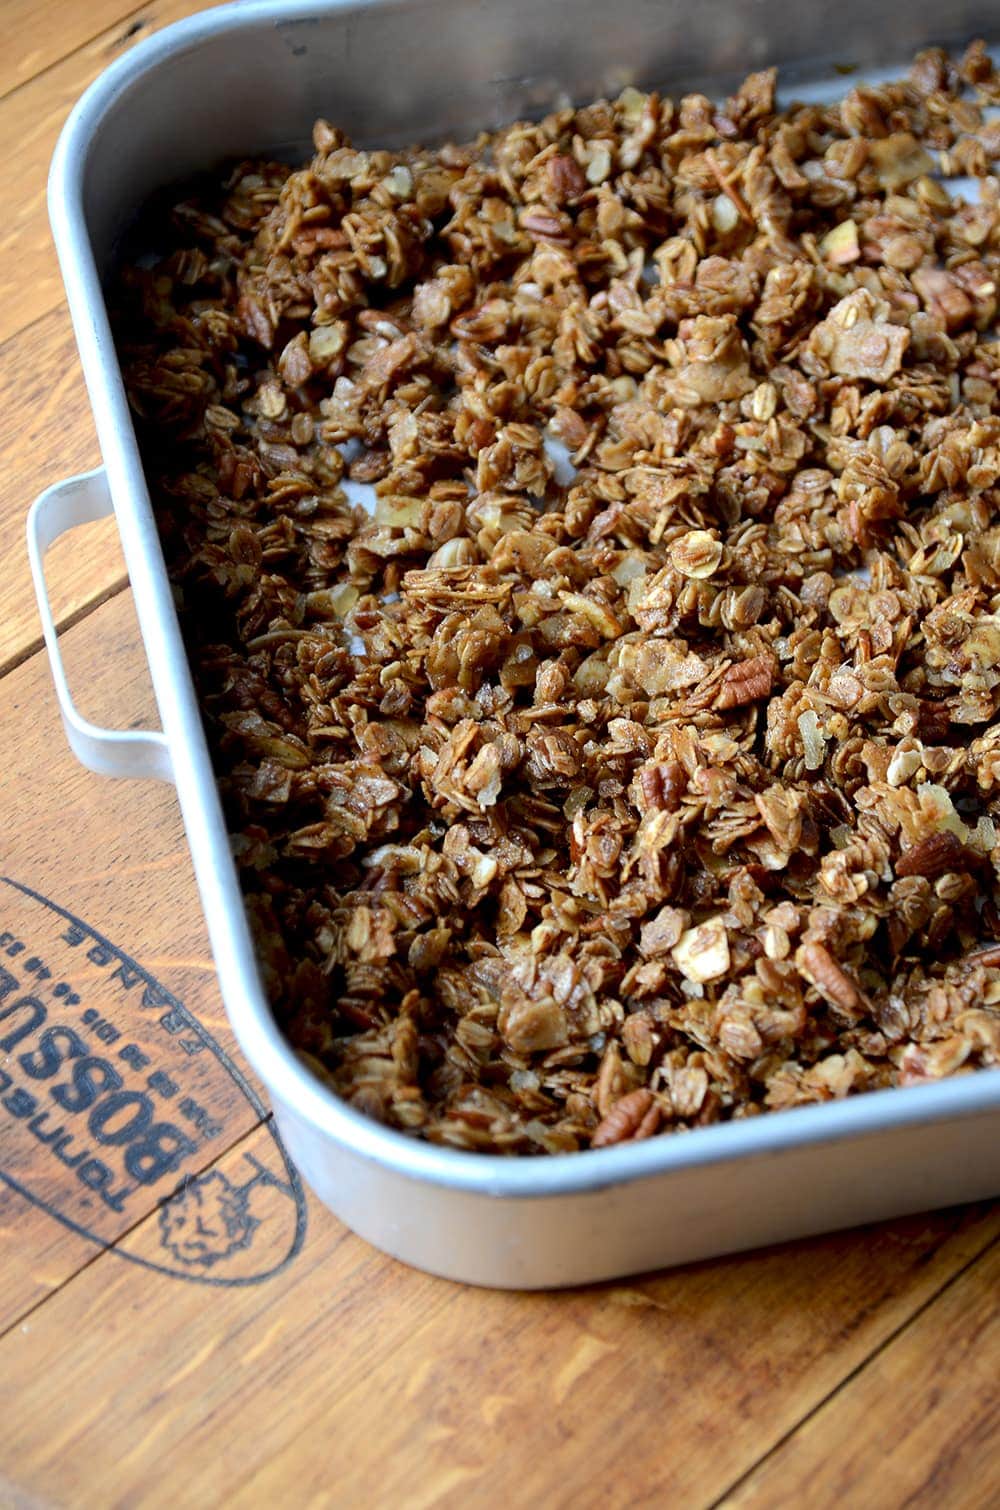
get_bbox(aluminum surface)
[28,468,173,781]
[38,0,1000,1286]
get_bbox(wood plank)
[0,589,271,1327]
[0,1168,996,1508]
[1,0,144,99]
[222,1211,1000,1510]
[723,1238,1000,1510]
[0,1178,96,1333]
[0,0,228,351]
[0,306,125,676]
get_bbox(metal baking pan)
[29,0,1000,1287]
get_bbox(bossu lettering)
[0,965,197,1213]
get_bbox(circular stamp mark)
[0,876,307,1286]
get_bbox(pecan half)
[519,207,572,243]
[796,941,868,1020]
[591,1089,661,1148]
[965,944,1000,969]
[714,654,775,710]
[636,761,686,813]
[547,153,587,202]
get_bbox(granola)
[112,44,1000,1153]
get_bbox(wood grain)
[0,307,125,675]
[224,1209,1000,1510]
[0,0,227,351]
[0,591,266,1326]
[1,0,144,99]
[725,1236,1000,1510]
[0,1129,996,1510]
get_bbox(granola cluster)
[113,44,1000,1152]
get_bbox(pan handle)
[26,467,173,783]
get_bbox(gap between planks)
[708,1223,1000,1509]
[0,574,129,683]
[1,0,164,106]
[214,1202,1000,1510]
[0,0,229,352]
[0,1110,271,1348]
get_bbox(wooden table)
[1,6,998,1505]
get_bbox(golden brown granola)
[112,44,1000,1153]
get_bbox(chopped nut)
[763,924,790,961]
[711,194,741,234]
[672,920,731,984]
[868,132,935,189]
[820,219,860,266]
[886,741,923,788]
[896,831,974,880]
[797,709,827,771]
